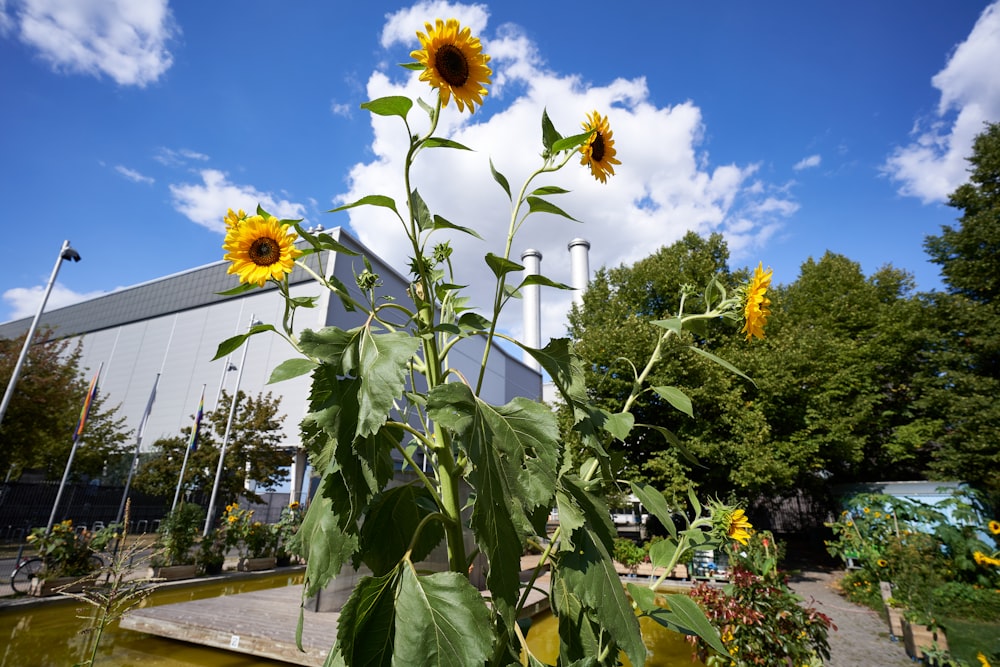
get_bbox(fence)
[0,481,170,542]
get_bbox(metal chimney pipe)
[521,249,542,371]
[568,238,591,307]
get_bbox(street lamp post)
[0,240,81,430]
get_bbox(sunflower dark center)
[591,132,605,163]
[436,44,469,87]
[249,237,280,266]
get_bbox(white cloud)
[154,147,210,168]
[170,169,308,233]
[883,1,1000,203]
[337,5,798,346]
[3,0,176,87]
[793,154,821,171]
[380,1,490,49]
[3,283,107,320]
[330,101,353,118]
[115,165,154,184]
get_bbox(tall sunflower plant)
[214,17,773,667]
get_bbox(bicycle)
[10,553,105,594]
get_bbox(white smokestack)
[568,238,591,307]
[521,248,542,371]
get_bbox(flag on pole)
[137,374,160,443]
[73,368,101,442]
[188,386,206,451]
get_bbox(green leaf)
[211,324,276,361]
[330,195,399,216]
[650,317,683,336]
[393,567,493,667]
[519,274,574,291]
[311,231,362,256]
[357,329,421,438]
[552,130,594,153]
[360,485,445,576]
[688,345,755,385]
[400,62,424,71]
[457,311,491,331]
[652,385,694,418]
[647,539,678,568]
[628,585,729,657]
[297,493,359,600]
[557,525,645,667]
[268,358,318,384]
[526,196,579,222]
[490,158,512,200]
[215,282,257,296]
[629,481,677,540]
[485,253,524,279]
[637,423,702,467]
[299,326,361,375]
[337,569,400,667]
[410,189,433,232]
[602,411,635,441]
[423,137,472,150]
[361,96,412,119]
[530,185,570,196]
[432,215,484,240]
[541,108,562,152]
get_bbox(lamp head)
[61,247,81,262]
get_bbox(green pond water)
[1,572,704,666]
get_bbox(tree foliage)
[135,389,291,507]
[0,329,130,481]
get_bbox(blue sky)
[2,1,999,345]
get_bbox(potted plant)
[239,520,278,571]
[148,503,204,580]
[25,520,116,596]
[274,501,302,567]
[197,527,227,575]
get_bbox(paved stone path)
[787,567,913,667]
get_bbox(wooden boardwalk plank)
[121,573,551,666]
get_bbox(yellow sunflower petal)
[727,508,753,545]
[579,110,621,183]
[222,214,302,287]
[411,18,492,113]
[741,262,773,340]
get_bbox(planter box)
[902,619,948,660]
[239,556,277,572]
[668,564,688,579]
[147,564,198,581]
[885,606,904,637]
[29,575,90,597]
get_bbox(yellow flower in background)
[989,519,1000,535]
[727,509,753,545]
[877,559,887,567]
[741,263,773,340]
[974,551,1000,567]
[411,19,492,113]
[978,651,991,667]
[223,214,302,287]
[863,507,870,513]
[289,501,300,510]
[579,111,621,183]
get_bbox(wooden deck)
[120,570,551,666]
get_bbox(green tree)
[567,232,745,499]
[0,329,130,481]
[920,121,1000,506]
[135,389,292,508]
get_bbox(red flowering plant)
[688,531,835,667]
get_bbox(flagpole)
[172,384,206,512]
[46,362,102,533]
[114,373,160,527]
[204,315,255,536]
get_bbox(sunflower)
[877,559,888,567]
[989,519,1000,535]
[411,18,492,113]
[726,509,753,545]
[741,262,773,340]
[579,111,621,183]
[223,214,302,287]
